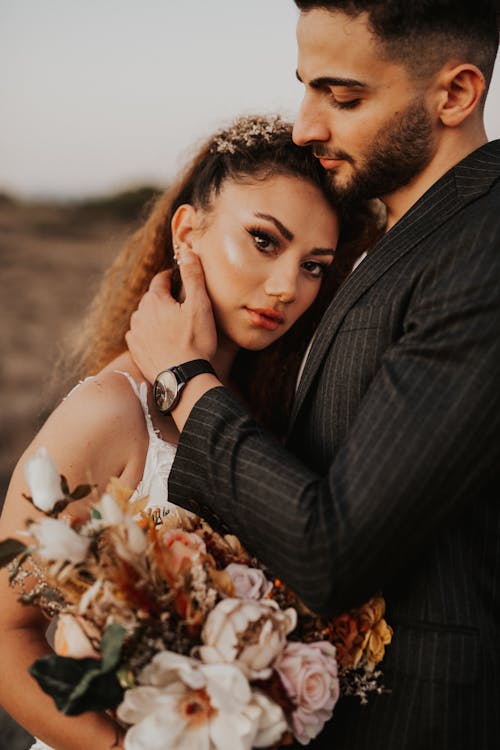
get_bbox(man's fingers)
[178,251,210,304]
[149,269,173,295]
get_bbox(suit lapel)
[289,140,500,430]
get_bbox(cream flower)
[24,447,63,512]
[275,641,339,745]
[199,598,297,679]
[29,517,90,564]
[54,614,100,659]
[224,564,273,600]
[117,650,286,750]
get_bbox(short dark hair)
[294,1,499,89]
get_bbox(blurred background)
[1,1,499,747]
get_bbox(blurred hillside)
[0,185,162,750]
[0,185,162,506]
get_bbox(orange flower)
[154,528,207,584]
[329,596,392,671]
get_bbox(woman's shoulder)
[65,354,145,419]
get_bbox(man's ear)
[436,63,485,127]
[171,204,200,252]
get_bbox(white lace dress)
[30,371,178,750]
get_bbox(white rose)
[200,598,297,679]
[24,447,63,512]
[29,517,90,564]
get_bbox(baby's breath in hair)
[210,114,292,154]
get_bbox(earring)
[173,243,179,264]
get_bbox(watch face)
[154,370,178,412]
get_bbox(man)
[126,1,500,747]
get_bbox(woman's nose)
[293,94,331,147]
[264,264,298,304]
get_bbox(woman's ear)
[171,204,200,252]
[436,63,485,127]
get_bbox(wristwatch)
[153,359,216,414]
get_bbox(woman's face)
[190,174,339,351]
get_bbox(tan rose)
[54,614,100,659]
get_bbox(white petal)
[24,447,63,512]
[210,712,255,750]
[99,493,123,525]
[123,707,186,750]
[30,517,90,564]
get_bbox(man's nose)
[293,95,331,146]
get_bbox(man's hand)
[126,251,218,384]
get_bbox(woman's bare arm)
[0,371,146,749]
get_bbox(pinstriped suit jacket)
[169,141,500,748]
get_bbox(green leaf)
[29,623,127,715]
[91,508,102,520]
[0,538,27,568]
[100,623,127,671]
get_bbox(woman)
[0,115,377,750]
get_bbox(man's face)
[293,9,437,203]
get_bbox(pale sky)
[1,0,499,199]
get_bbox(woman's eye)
[248,229,277,254]
[302,260,329,278]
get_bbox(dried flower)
[200,598,297,679]
[211,114,291,154]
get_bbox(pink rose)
[275,641,339,745]
[157,529,206,581]
[224,563,273,600]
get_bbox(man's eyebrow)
[254,212,294,242]
[296,70,366,89]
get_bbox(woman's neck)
[212,334,239,387]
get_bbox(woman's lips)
[246,307,285,331]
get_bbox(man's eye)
[330,97,361,110]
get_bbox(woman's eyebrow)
[254,212,294,242]
[311,248,336,257]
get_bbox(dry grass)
[0,194,153,507]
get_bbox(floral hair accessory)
[210,114,292,154]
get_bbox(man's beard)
[321,97,435,204]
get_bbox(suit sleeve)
[168,212,500,616]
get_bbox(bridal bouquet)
[0,448,392,749]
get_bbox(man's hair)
[294,1,499,89]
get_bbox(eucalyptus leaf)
[69,483,94,500]
[60,474,70,496]
[0,538,27,568]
